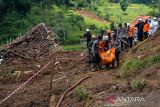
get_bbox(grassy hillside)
[118,31,160,92]
[62,1,152,50]
[97,1,152,24]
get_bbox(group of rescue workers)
[84,16,159,70]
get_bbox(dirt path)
[75,9,109,25]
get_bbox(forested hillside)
[0,0,159,46]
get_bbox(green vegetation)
[97,2,151,24]
[120,0,130,13]
[63,44,83,51]
[131,77,145,90]
[120,54,160,78]
[109,0,152,4]
[75,86,88,101]
[0,0,160,46]
[0,0,105,45]
[0,1,83,45]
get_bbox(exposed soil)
[0,49,160,107]
[0,32,160,107]
[75,9,109,24]
[0,51,89,107]
[131,32,160,59]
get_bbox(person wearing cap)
[135,18,144,41]
[143,19,150,39]
[153,17,159,33]
[84,29,92,48]
[127,23,135,48]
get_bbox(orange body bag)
[99,41,116,65]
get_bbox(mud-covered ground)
[0,33,160,107]
[0,51,92,107]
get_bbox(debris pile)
[1,23,63,60]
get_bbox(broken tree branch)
[56,75,92,107]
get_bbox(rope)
[0,58,55,105]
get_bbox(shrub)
[148,11,160,17]
[105,13,111,21]
[120,58,141,78]
[110,21,116,31]
[131,77,145,90]
[75,86,88,101]
[89,24,97,30]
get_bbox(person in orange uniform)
[127,23,135,48]
[143,19,150,39]
[99,36,110,53]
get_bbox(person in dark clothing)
[124,23,128,31]
[111,32,121,67]
[84,29,92,48]
[100,29,106,36]
[88,35,96,65]
[135,18,144,41]
[107,30,112,42]
[117,23,128,51]
[92,35,102,70]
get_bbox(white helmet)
[138,18,142,21]
[86,29,89,32]
[127,23,130,26]
[102,36,109,41]
[154,17,157,20]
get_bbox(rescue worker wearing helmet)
[100,35,110,52]
[153,17,159,33]
[135,18,144,41]
[84,29,92,48]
